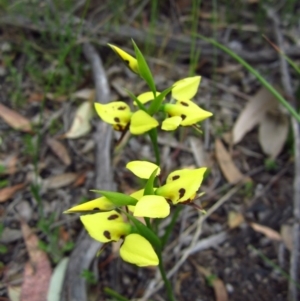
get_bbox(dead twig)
[266,7,300,301]
[61,43,114,301]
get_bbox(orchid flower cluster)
[65,41,213,271]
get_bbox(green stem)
[158,252,176,301]
[144,217,152,229]
[196,34,300,123]
[104,287,131,301]
[149,129,160,165]
[161,205,182,248]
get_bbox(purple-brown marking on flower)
[180,101,189,107]
[181,114,186,120]
[118,106,127,110]
[114,117,120,123]
[107,214,119,220]
[179,188,186,199]
[172,175,180,180]
[104,230,111,240]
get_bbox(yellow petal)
[120,234,159,267]
[164,100,213,126]
[94,102,131,131]
[172,76,201,100]
[161,116,182,131]
[80,211,131,243]
[64,197,115,213]
[108,44,139,74]
[126,161,160,179]
[134,195,170,218]
[156,168,207,204]
[134,91,162,106]
[128,189,145,212]
[129,110,159,135]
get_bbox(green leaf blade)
[91,190,138,206]
[132,40,156,95]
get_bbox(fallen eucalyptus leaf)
[0,182,26,202]
[64,101,93,139]
[215,139,247,184]
[0,104,32,132]
[47,258,69,301]
[232,87,278,144]
[47,137,71,166]
[250,222,282,241]
[258,112,289,158]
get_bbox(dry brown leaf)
[43,173,78,190]
[0,182,26,202]
[63,101,93,139]
[250,222,282,241]
[0,154,18,174]
[192,261,228,301]
[280,224,293,251]
[46,93,68,102]
[228,211,245,229]
[215,138,247,184]
[20,222,51,301]
[72,172,87,187]
[216,64,242,74]
[47,137,71,166]
[28,92,44,103]
[258,112,289,158]
[0,104,32,132]
[232,87,278,144]
[72,88,95,100]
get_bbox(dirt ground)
[0,1,299,301]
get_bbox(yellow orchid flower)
[94,102,158,135]
[126,161,160,179]
[172,76,201,100]
[120,233,159,267]
[64,196,115,213]
[108,44,139,74]
[133,195,170,218]
[126,161,207,215]
[128,188,145,212]
[134,91,162,106]
[161,116,182,131]
[80,211,158,266]
[94,102,131,131]
[129,110,159,135]
[155,168,207,204]
[162,100,213,130]
[81,211,131,243]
